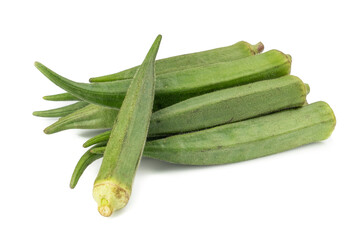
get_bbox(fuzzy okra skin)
[91,102,335,165]
[33,101,89,118]
[143,101,336,165]
[93,35,161,217]
[35,49,291,110]
[43,104,118,134]
[83,75,309,147]
[49,75,307,136]
[37,42,263,119]
[89,41,264,82]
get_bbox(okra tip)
[91,147,105,154]
[43,127,52,134]
[43,125,59,134]
[32,111,42,117]
[34,61,42,69]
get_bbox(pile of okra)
[34,35,336,217]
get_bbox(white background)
[1,0,359,239]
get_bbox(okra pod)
[83,131,110,147]
[83,75,309,147]
[93,35,161,217]
[90,41,264,82]
[70,143,106,189]
[43,104,118,134]
[35,49,291,110]
[91,102,336,165]
[43,92,80,101]
[46,75,307,135]
[33,101,89,118]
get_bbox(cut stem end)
[98,198,113,217]
[254,42,264,54]
[93,181,130,217]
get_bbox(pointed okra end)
[34,61,45,73]
[93,180,131,217]
[32,111,43,117]
[43,124,58,134]
[42,95,55,101]
[90,146,106,154]
[43,93,80,101]
[43,127,52,134]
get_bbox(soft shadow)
[279,141,327,153]
[38,118,57,125]
[137,141,329,175]
[107,141,330,218]
[110,204,131,218]
[138,157,219,175]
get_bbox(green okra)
[83,75,309,147]
[70,143,107,189]
[43,41,263,102]
[89,41,264,82]
[84,131,110,147]
[93,35,161,217]
[33,101,89,118]
[91,101,336,165]
[43,104,118,134]
[75,76,310,186]
[34,49,291,110]
[43,92,80,101]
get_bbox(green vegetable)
[90,41,264,82]
[37,42,264,122]
[43,104,118,134]
[43,92,80,101]
[93,35,161,217]
[70,143,106,189]
[83,75,309,147]
[91,102,336,165]
[34,49,291,110]
[44,41,263,103]
[33,101,89,118]
[33,37,336,216]
[83,131,110,148]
